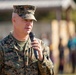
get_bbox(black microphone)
[29,32,37,59]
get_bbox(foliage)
[73,0,76,3]
[71,10,76,24]
[36,11,56,22]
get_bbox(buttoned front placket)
[13,38,32,75]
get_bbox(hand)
[31,38,43,61]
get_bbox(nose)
[26,21,31,26]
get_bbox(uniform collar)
[8,32,32,51]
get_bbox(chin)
[25,31,31,34]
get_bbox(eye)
[25,19,33,22]
[30,20,33,22]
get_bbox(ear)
[12,17,15,23]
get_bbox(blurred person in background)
[58,38,65,74]
[0,5,54,75]
[40,33,50,46]
[67,34,76,73]
[40,33,53,62]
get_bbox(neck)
[12,31,29,41]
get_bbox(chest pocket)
[4,46,37,69]
[4,48,24,69]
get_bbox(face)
[12,14,33,35]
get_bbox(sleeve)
[38,41,54,75]
[0,44,4,73]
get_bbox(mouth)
[25,27,31,30]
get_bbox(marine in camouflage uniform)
[0,5,54,75]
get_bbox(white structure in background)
[51,19,75,74]
[59,20,69,46]
[51,20,59,74]
[0,0,76,10]
[68,21,76,36]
